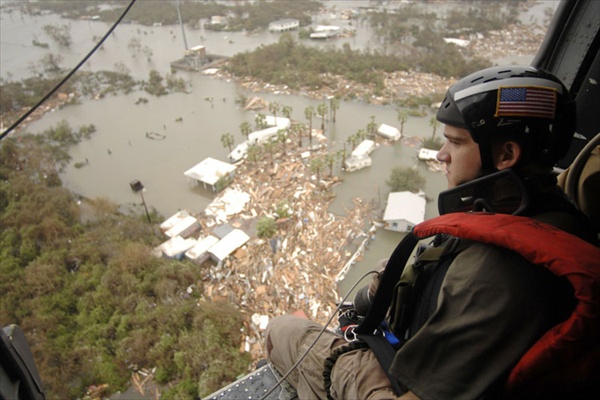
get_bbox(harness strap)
[355,334,404,396]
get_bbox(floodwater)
[0,1,554,296]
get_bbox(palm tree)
[263,138,276,165]
[269,101,280,121]
[397,109,408,135]
[366,115,377,138]
[255,113,267,130]
[325,152,336,176]
[305,106,314,146]
[247,143,261,163]
[309,157,325,180]
[292,123,303,148]
[240,121,251,140]
[317,102,328,131]
[337,148,347,170]
[429,116,439,138]
[276,129,287,155]
[282,105,293,119]
[347,133,358,150]
[220,132,234,152]
[329,97,340,123]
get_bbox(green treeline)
[0,126,250,399]
[225,33,489,94]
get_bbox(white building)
[269,18,299,32]
[377,123,401,141]
[208,229,250,263]
[418,148,439,161]
[382,191,426,232]
[184,157,237,191]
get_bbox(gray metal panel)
[206,364,297,400]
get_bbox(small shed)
[185,235,219,264]
[184,157,237,191]
[377,123,401,141]
[383,191,426,232]
[164,215,200,239]
[269,18,299,32]
[208,229,250,263]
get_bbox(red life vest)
[414,212,600,395]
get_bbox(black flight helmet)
[436,65,575,173]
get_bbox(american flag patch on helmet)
[495,86,557,119]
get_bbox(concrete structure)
[382,191,426,232]
[269,18,299,32]
[377,123,401,141]
[184,157,236,191]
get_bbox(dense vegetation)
[225,31,488,95]
[0,124,250,399]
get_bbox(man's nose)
[437,145,449,162]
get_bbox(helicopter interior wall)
[531,0,600,169]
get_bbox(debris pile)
[195,142,378,363]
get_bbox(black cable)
[0,0,138,141]
[259,269,378,400]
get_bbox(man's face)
[436,125,482,189]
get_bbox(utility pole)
[175,0,189,51]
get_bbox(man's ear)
[494,141,521,170]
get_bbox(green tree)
[240,121,252,139]
[276,129,287,155]
[220,132,234,152]
[397,109,408,135]
[429,116,440,138]
[309,157,325,180]
[304,106,314,146]
[317,102,328,131]
[386,166,425,193]
[255,113,267,130]
[269,101,280,121]
[367,115,377,138]
[329,97,340,123]
[282,105,293,119]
